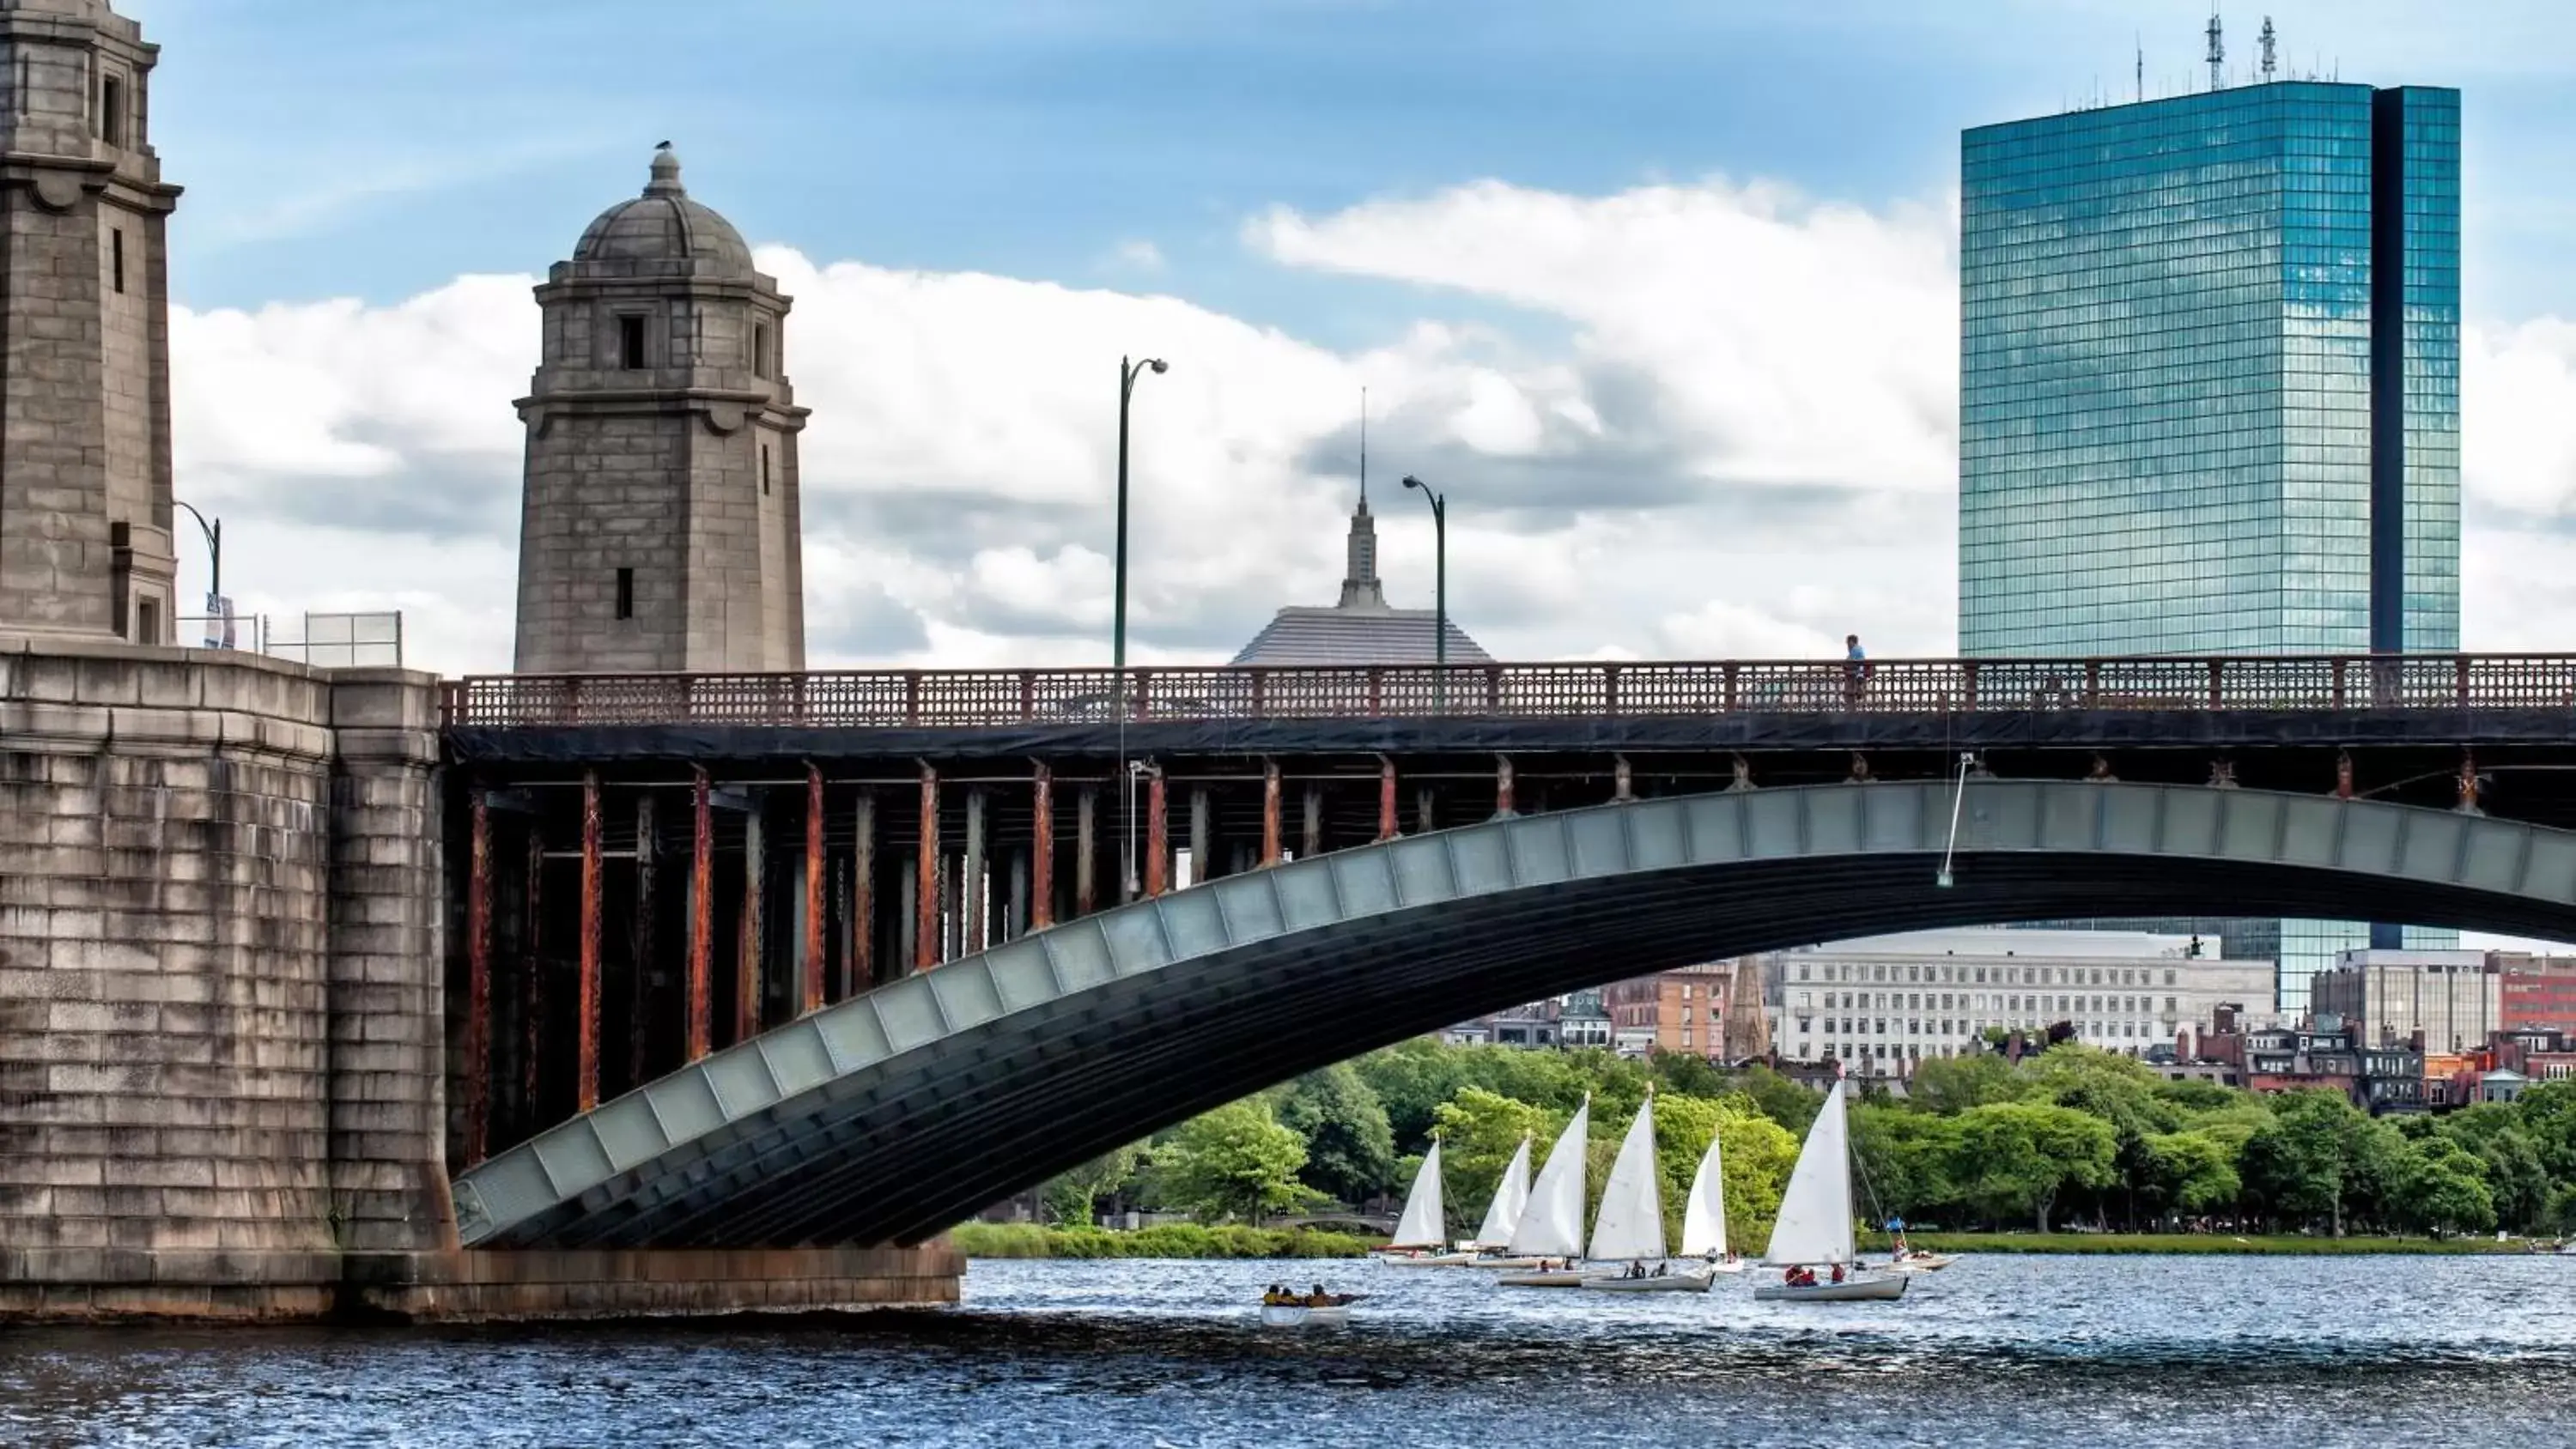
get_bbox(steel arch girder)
[451,780,2576,1247]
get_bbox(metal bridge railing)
[437,653,2576,730]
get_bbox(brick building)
[1603,961,1767,1062]
[2497,952,2576,1034]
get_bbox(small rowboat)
[1261,1293,1364,1327]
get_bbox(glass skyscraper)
[1958,82,2462,1010]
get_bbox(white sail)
[1587,1094,1665,1264]
[1678,1123,1728,1258]
[1762,1081,1856,1266]
[1389,1138,1447,1249]
[1509,1097,1589,1258]
[1472,1136,1534,1247]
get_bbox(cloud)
[161,171,2576,681]
[1107,239,1165,272]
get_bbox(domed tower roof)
[570,143,756,276]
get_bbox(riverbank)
[951,1222,1380,1259]
[1861,1231,2537,1256]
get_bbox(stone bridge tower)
[0,0,180,642]
[513,144,809,673]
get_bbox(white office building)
[1762,928,2276,1078]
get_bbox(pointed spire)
[1336,385,1386,609]
[1339,490,1385,609]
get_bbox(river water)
[5,1254,2573,1447]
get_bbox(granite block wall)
[0,638,450,1318]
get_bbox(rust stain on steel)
[738,803,765,1042]
[630,792,656,1088]
[1377,757,1398,841]
[687,767,712,1062]
[962,787,987,953]
[1030,763,1054,929]
[1145,767,1170,897]
[577,769,603,1113]
[1261,760,1283,866]
[849,791,875,994]
[804,763,826,1015]
[523,827,545,1135]
[915,764,939,972]
[1073,785,1097,918]
[463,786,493,1167]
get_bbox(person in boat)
[1830,1264,1846,1285]
[1308,1282,1334,1307]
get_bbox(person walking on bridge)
[1844,634,1869,708]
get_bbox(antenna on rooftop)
[1358,385,1369,506]
[2136,36,2144,102]
[2259,16,2276,81]
[2206,9,2224,91]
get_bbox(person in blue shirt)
[1844,634,1868,706]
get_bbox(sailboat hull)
[1702,1258,1747,1275]
[1462,1255,1546,1270]
[1579,1270,1714,1294]
[1496,1270,1588,1288]
[1887,1253,1956,1273]
[1753,1275,1909,1302]
[1376,1251,1475,1267]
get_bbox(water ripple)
[3,1255,2575,1447]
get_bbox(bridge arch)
[453,779,2576,1249]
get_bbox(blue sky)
[137,0,2576,332]
[141,0,2576,694]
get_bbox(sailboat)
[1679,1121,1745,1273]
[1753,1080,1907,1302]
[1377,1135,1473,1265]
[1580,1090,1712,1294]
[1462,1134,1543,1268]
[1498,1097,1591,1288]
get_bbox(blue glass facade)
[1959,83,2462,1009]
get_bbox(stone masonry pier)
[0,637,960,1321]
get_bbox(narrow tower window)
[100,76,123,146]
[614,567,635,621]
[619,315,647,369]
[752,321,772,379]
[110,228,124,294]
[760,444,771,495]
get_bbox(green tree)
[2389,1136,2496,1239]
[1852,1104,1966,1226]
[1151,1100,1314,1225]
[2134,1130,2241,1223]
[1906,1052,2030,1116]
[1275,1064,1396,1207]
[1731,1064,1821,1137]
[2152,1078,2241,1115]
[1952,1101,2117,1232]
[1653,1094,1801,1253]
[1040,1142,1145,1226]
[2239,1089,2398,1236]
[1431,1086,1558,1232]
[2518,1081,2576,1180]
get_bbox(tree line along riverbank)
[971,1038,2576,1255]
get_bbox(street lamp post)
[173,500,222,647]
[173,500,220,600]
[1114,355,1168,900]
[1400,475,1447,709]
